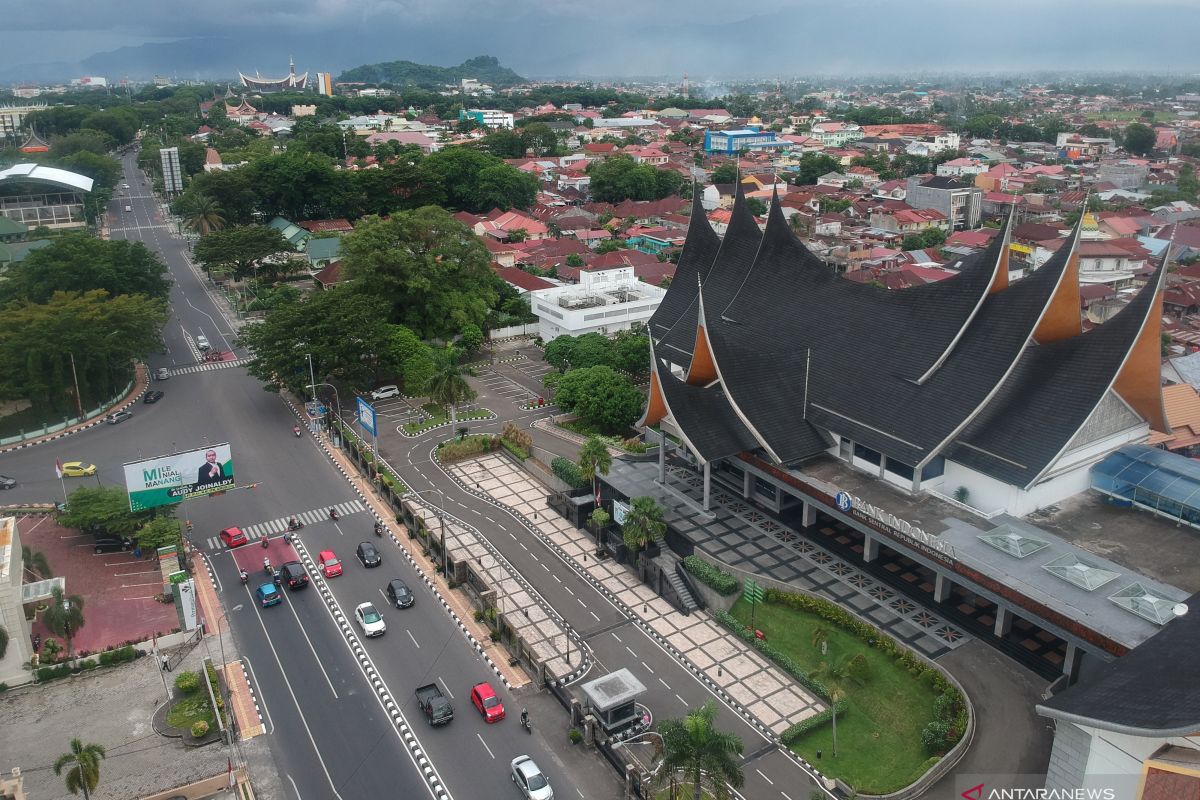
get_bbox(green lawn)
[165,693,215,731]
[402,409,493,435]
[730,598,940,794]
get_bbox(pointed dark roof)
[648,188,721,350]
[652,356,758,462]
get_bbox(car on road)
[356,541,382,568]
[386,579,414,609]
[121,183,129,189]
[354,602,386,637]
[154,367,171,380]
[318,550,343,578]
[93,534,134,554]
[61,461,97,477]
[195,334,210,351]
[470,682,505,723]
[511,756,553,800]
[219,527,248,548]
[256,583,282,607]
[106,410,133,425]
[124,205,132,213]
[0,475,16,490]
[143,390,164,404]
[279,561,309,590]
[370,385,400,401]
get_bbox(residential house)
[810,121,864,147]
[494,265,555,295]
[905,175,982,230]
[869,207,950,235]
[306,237,342,268]
[936,157,987,178]
[268,217,310,251]
[625,226,686,255]
[363,130,440,154]
[474,210,549,242]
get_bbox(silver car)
[511,756,553,800]
[354,602,386,637]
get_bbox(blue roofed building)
[703,128,785,154]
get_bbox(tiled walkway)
[612,461,970,661]
[446,454,825,736]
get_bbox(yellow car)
[61,461,97,477]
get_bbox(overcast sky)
[4,0,1200,82]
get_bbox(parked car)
[0,475,16,489]
[386,579,414,609]
[318,550,342,578]
[255,583,282,607]
[93,534,134,554]
[470,682,505,723]
[279,561,309,590]
[106,410,133,425]
[219,527,248,548]
[61,461,97,477]
[154,367,171,380]
[195,334,210,351]
[370,385,400,401]
[356,541,382,568]
[511,756,553,800]
[354,602,386,637]
[143,390,164,404]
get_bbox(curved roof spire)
[647,184,721,348]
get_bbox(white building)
[530,266,668,342]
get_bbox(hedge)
[781,699,849,745]
[682,555,738,595]
[500,438,529,461]
[711,608,832,701]
[551,457,587,488]
[437,435,499,462]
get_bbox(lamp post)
[613,731,666,779]
[200,607,240,785]
[405,488,449,577]
[307,381,343,439]
[305,352,318,406]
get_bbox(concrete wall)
[1044,721,1092,792]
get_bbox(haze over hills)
[3,2,1200,84]
[337,57,525,89]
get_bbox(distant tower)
[289,56,296,80]
[682,72,689,99]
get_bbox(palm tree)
[425,346,477,426]
[621,495,666,555]
[813,654,866,757]
[22,545,52,581]
[659,701,744,800]
[180,193,226,235]
[0,625,8,659]
[54,738,106,799]
[42,587,85,656]
[577,436,612,502]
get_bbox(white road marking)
[676,694,687,706]
[476,733,495,759]
[407,630,420,649]
[438,677,454,699]
[589,611,600,621]
[611,633,622,642]
[756,769,773,785]
[659,678,671,690]
[641,661,654,674]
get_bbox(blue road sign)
[356,397,377,436]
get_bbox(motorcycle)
[283,531,293,545]
[239,569,248,585]
[287,518,304,531]
[520,710,531,733]
[374,522,383,537]
[260,536,269,549]
[263,557,272,574]
[293,425,302,437]
[329,507,339,521]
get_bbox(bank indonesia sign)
[833,490,956,563]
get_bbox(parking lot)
[19,514,180,655]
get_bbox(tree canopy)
[1122,122,1156,156]
[587,155,684,203]
[0,234,170,305]
[553,365,644,434]
[193,225,293,279]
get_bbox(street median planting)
[436,434,500,462]
[682,555,738,595]
[402,409,494,435]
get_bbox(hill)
[337,55,525,89]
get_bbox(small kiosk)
[581,668,647,734]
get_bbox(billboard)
[123,443,235,511]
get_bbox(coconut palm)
[425,346,477,427]
[54,738,106,799]
[180,193,226,235]
[658,701,744,800]
[577,436,612,502]
[813,654,866,757]
[621,495,665,555]
[42,587,85,656]
[21,545,52,581]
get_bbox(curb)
[398,410,498,439]
[0,372,149,454]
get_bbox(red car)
[219,527,248,548]
[318,550,343,578]
[470,681,505,723]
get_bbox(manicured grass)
[166,693,215,730]
[558,419,647,451]
[421,402,443,417]
[730,598,940,794]
[402,410,493,435]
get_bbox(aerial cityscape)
[0,5,1198,800]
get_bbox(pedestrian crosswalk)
[166,359,241,377]
[202,500,368,549]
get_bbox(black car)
[356,541,382,568]
[279,561,309,590]
[93,534,134,554]
[386,579,414,608]
[143,390,164,404]
[0,475,16,489]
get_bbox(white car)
[354,602,386,637]
[370,385,400,401]
[511,756,553,800]
[195,334,211,351]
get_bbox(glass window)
[754,477,777,500]
[923,456,945,480]
[886,458,915,481]
[854,443,882,466]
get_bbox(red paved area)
[19,514,180,656]
[229,535,299,580]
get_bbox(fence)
[488,324,539,340]
[0,378,134,446]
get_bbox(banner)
[613,499,630,526]
[123,443,235,511]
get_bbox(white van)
[124,205,132,212]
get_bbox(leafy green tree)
[80,107,141,145]
[746,197,767,216]
[1123,123,1156,156]
[379,324,429,384]
[178,193,226,235]
[425,347,478,425]
[792,153,841,187]
[340,208,499,338]
[610,328,650,374]
[920,227,947,248]
[709,161,739,185]
[245,149,344,220]
[136,517,184,550]
[901,234,925,251]
[457,323,485,355]
[421,147,537,211]
[565,253,585,268]
[553,365,644,433]
[193,226,293,280]
[620,495,665,554]
[577,436,612,501]
[480,128,527,159]
[595,238,623,254]
[54,738,106,799]
[543,332,612,372]
[42,587,85,656]
[0,235,170,304]
[21,545,52,581]
[658,701,744,800]
[587,155,680,203]
[1177,164,1199,201]
[58,151,123,189]
[59,486,157,538]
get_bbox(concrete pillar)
[584,714,596,746]
[933,573,951,603]
[994,606,1014,638]
[702,462,711,512]
[743,469,753,500]
[1063,643,1081,681]
[536,660,546,688]
[571,698,582,726]
[801,501,817,528]
[624,764,636,800]
[658,432,666,483]
[863,535,879,563]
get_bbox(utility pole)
[68,352,84,417]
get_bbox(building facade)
[906,175,982,230]
[529,266,667,342]
[459,109,515,129]
[0,103,46,144]
[703,128,781,154]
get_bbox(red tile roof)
[494,266,555,292]
[298,219,353,233]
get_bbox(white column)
[658,432,666,483]
[863,534,879,563]
[994,606,1014,637]
[743,469,753,499]
[703,462,711,512]
[934,573,951,603]
[801,501,817,528]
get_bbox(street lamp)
[405,488,449,577]
[613,730,666,779]
[305,352,318,406]
[307,381,343,440]
[200,608,241,788]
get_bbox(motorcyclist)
[520,708,529,728]
[239,568,248,584]
[293,424,301,437]
[374,521,383,537]
[263,556,271,574]
[288,516,301,530]
[329,507,339,521]
[260,536,269,549]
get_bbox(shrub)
[191,720,210,738]
[682,555,738,595]
[500,438,529,461]
[551,457,587,488]
[0,682,8,693]
[501,421,533,451]
[934,692,961,722]
[921,720,953,754]
[781,699,849,744]
[437,434,497,462]
[175,671,200,694]
[621,437,648,453]
[568,727,583,744]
